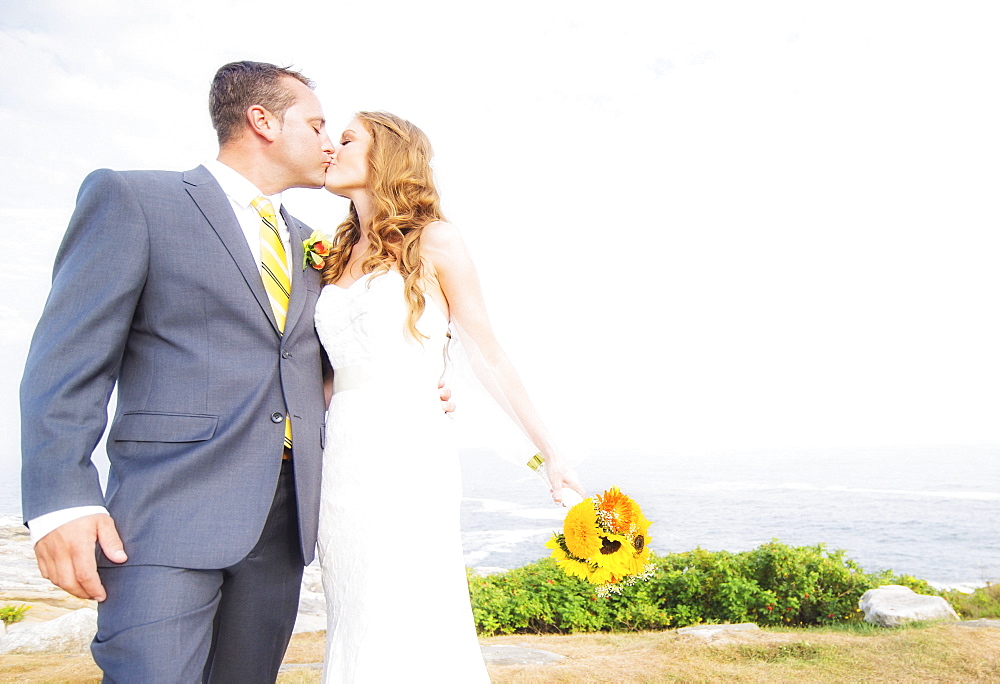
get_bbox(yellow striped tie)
[251,196,293,453]
[252,196,290,332]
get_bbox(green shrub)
[942,583,1000,619]
[469,540,932,635]
[467,559,672,634]
[0,604,30,625]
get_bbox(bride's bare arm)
[420,221,584,503]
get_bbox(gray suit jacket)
[20,165,326,567]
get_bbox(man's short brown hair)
[209,61,314,145]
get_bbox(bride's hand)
[544,457,586,507]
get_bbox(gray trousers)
[92,461,304,683]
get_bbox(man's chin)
[289,177,326,191]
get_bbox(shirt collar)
[203,158,284,214]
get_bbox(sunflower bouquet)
[546,487,655,597]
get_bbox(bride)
[314,111,584,681]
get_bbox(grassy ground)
[481,623,1000,683]
[1,622,998,682]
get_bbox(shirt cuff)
[28,506,110,546]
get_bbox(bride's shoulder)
[419,220,466,254]
[421,220,459,240]
[419,221,474,276]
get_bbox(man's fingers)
[96,516,128,564]
[70,550,107,602]
[35,553,49,581]
[32,513,118,601]
[42,552,93,600]
[43,543,105,601]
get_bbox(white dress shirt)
[29,160,293,545]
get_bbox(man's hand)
[438,379,455,414]
[34,513,127,601]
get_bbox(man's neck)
[216,148,285,196]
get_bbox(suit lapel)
[281,208,318,336]
[183,166,280,334]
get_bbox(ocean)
[459,445,1000,589]
[4,445,997,589]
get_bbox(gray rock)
[677,623,761,638]
[292,613,327,634]
[0,607,97,654]
[0,517,61,596]
[295,562,327,630]
[859,585,959,627]
[481,644,565,666]
[955,618,1000,629]
[282,644,568,672]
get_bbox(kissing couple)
[20,60,584,682]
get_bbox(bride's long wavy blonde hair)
[321,111,444,339]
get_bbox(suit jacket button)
[271,412,284,423]
[281,350,292,359]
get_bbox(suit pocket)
[110,411,219,443]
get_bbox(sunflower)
[546,538,598,581]
[633,508,652,538]
[547,537,623,585]
[561,497,603,560]
[597,487,654,538]
[594,533,649,577]
[596,487,637,534]
[587,563,621,586]
[631,533,652,565]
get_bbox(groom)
[21,61,334,681]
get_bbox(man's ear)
[246,105,280,142]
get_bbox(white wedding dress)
[314,269,490,682]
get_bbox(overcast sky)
[2,1,999,479]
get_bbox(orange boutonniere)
[302,231,332,270]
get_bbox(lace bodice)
[314,269,450,389]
